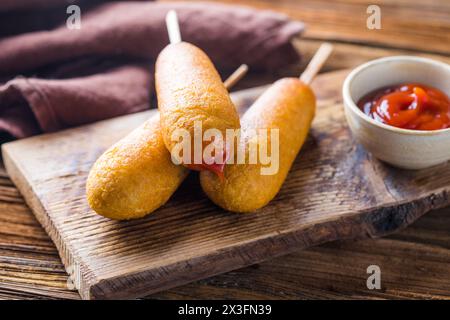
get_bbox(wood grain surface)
[168,0,450,55]
[1,178,449,300]
[3,69,450,299]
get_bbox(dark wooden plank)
[153,206,450,300]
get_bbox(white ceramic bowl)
[342,56,450,170]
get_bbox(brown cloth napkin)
[0,1,304,139]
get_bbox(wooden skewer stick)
[299,43,333,85]
[165,10,247,90]
[223,64,249,90]
[166,10,182,44]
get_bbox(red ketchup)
[357,83,450,131]
[187,162,226,179]
[186,145,228,179]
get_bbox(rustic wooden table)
[1,0,449,299]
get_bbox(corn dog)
[87,10,247,220]
[86,115,188,220]
[86,66,247,220]
[200,44,332,213]
[155,42,241,174]
[200,78,315,212]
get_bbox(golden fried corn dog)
[200,78,316,212]
[86,115,189,220]
[155,42,240,173]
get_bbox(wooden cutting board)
[3,69,450,300]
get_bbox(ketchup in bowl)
[357,83,450,131]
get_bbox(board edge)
[88,189,449,299]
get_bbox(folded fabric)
[0,63,152,138]
[0,1,304,138]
